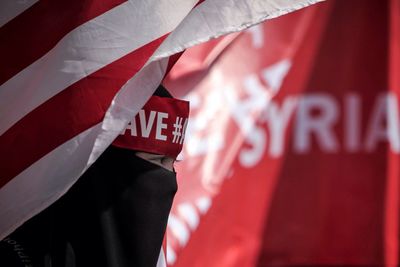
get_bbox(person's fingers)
[135,152,175,172]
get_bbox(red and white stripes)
[0,0,322,245]
[0,0,199,239]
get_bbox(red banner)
[112,95,189,158]
[164,0,400,266]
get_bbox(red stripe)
[0,35,167,189]
[195,0,206,7]
[165,52,184,77]
[0,0,126,86]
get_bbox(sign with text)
[164,1,399,267]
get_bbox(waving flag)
[165,0,400,266]
[0,0,323,244]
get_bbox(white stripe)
[101,0,322,159]
[0,0,322,241]
[152,0,324,60]
[166,243,177,265]
[0,123,102,240]
[178,203,199,230]
[0,58,168,240]
[0,0,198,136]
[0,0,38,27]
[89,57,169,165]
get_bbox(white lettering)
[139,110,156,138]
[365,94,389,151]
[261,59,291,93]
[166,244,177,265]
[365,93,400,152]
[234,75,270,167]
[168,214,189,247]
[240,128,266,167]
[178,203,199,230]
[121,118,137,136]
[195,197,212,215]
[166,197,212,265]
[294,94,339,153]
[247,24,264,48]
[242,74,271,102]
[180,118,188,145]
[156,112,168,141]
[186,91,224,156]
[264,97,297,157]
[344,93,362,152]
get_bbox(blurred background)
[163,0,400,266]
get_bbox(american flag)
[0,0,322,257]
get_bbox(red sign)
[113,96,189,158]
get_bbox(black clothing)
[1,146,177,267]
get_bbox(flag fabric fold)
[164,1,400,266]
[0,0,322,247]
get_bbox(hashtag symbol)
[180,118,188,145]
[172,117,183,143]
